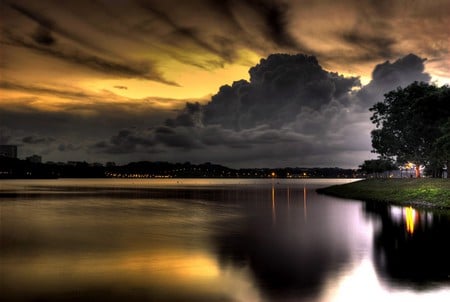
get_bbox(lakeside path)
[317,178,450,210]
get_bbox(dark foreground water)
[1,179,449,302]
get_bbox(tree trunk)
[415,165,421,178]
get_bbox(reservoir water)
[1,179,449,301]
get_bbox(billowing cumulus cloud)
[93,53,430,167]
[356,53,431,108]
[199,54,360,130]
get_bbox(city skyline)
[1,0,449,168]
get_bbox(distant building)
[26,155,42,163]
[0,145,17,158]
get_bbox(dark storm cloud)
[357,53,431,107]
[58,143,80,152]
[22,135,55,144]
[92,129,157,154]
[371,54,430,86]
[189,54,360,130]
[0,98,175,135]
[154,126,203,149]
[172,55,348,131]
[165,102,203,128]
[0,88,184,160]
[95,53,430,167]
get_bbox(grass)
[317,178,450,209]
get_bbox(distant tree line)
[364,82,450,178]
[0,157,360,179]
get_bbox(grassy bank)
[317,178,450,209]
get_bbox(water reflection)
[364,202,450,288]
[272,183,276,225]
[214,187,360,301]
[1,179,449,301]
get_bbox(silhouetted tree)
[359,158,397,178]
[432,119,450,178]
[370,82,450,177]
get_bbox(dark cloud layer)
[356,53,431,108]
[92,53,430,167]
[22,135,55,144]
[0,52,431,166]
[201,54,360,130]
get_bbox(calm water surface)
[1,179,449,301]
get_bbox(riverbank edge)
[316,178,450,210]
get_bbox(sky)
[0,0,449,168]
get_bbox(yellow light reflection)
[404,206,416,234]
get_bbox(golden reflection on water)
[404,206,417,234]
[122,250,220,279]
[1,249,261,300]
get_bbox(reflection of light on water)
[122,251,220,278]
[390,206,403,223]
[2,249,263,300]
[404,207,416,234]
[303,186,307,222]
[320,205,447,302]
[321,258,450,302]
[390,206,419,234]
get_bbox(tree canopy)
[370,82,450,177]
[359,158,397,177]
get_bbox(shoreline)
[317,178,450,210]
